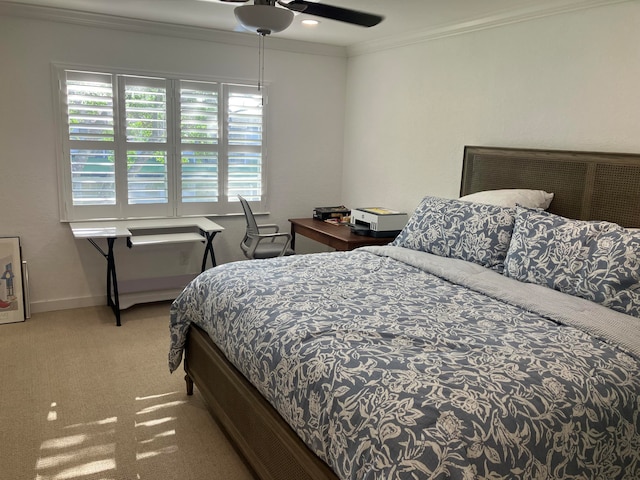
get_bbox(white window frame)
[53,64,268,221]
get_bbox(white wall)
[3,1,639,314]
[0,11,347,312]
[342,2,640,215]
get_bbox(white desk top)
[70,217,224,239]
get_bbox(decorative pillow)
[460,189,554,209]
[391,196,516,271]
[504,208,640,318]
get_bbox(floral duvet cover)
[169,246,640,480]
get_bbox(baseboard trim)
[28,273,197,314]
[29,292,181,315]
[29,295,107,314]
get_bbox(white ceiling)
[2,0,620,46]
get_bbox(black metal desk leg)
[87,237,121,326]
[201,232,218,272]
[106,238,121,326]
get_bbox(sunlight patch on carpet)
[34,392,186,479]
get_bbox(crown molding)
[0,2,347,58]
[348,0,630,57]
[1,0,629,59]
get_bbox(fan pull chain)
[258,32,266,94]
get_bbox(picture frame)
[0,237,25,324]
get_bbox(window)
[55,66,266,221]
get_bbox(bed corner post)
[184,358,194,396]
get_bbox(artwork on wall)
[0,237,25,324]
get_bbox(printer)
[349,207,408,237]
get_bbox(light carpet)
[0,302,254,480]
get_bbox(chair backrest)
[238,195,259,237]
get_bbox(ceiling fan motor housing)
[234,4,294,34]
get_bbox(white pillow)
[459,189,554,209]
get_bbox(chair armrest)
[246,232,292,258]
[257,223,280,233]
[247,232,290,241]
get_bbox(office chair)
[238,195,295,259]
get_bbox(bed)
[169,146,640,480]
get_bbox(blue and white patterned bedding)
[169,245,640,480]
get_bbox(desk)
[70,217,224,326]
[288,218,393,251]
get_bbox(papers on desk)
[323,218,351,226]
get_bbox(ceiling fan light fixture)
[234,5,294,34]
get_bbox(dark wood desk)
[288,218,393,251]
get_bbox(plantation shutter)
[226,84,263,202]
[122,76,169,209]
[180,80,219,205]
[56,65,267,221]
[65,70,116,207]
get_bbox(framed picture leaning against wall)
[0,237,25,324]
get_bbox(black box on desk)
[313,206,351,221]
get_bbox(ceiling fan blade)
[283,1,383,27]
[218,0,250,3]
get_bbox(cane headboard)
[460,146,640,228]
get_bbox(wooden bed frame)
[184,146,640,480]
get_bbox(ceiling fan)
[219,0,384,35]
